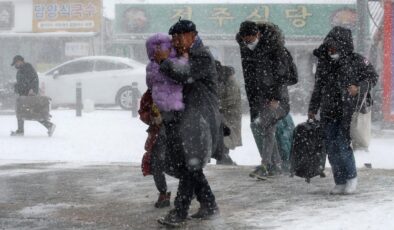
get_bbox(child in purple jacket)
[143,33,187,208]
[146,33,187,112]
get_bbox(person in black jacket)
[236,21,297,180]
[308,26,378,195]
[11,55,55,137]
[154,20,221,227]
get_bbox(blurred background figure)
[215,60,242,165]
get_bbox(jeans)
[250,121,281,166]
[323,120,357,185]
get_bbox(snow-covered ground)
[1,109,394,230]
[1,109,393,169]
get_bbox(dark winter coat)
[308,26,378,126]
[159,36,222,171]
[14,63,39,96]
[236,23,297,122]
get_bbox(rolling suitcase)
[290,120,325,183]
[16,96,51,121]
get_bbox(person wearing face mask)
[11,55,56,137]
[308,26,378,195]
[236,21,298,180]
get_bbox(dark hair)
[239,21,258,37]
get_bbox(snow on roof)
[115,0,356,4]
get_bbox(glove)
[223,125,231,137]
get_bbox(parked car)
[0,80,16,110]
[39,56,147,110]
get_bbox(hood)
[323,26,354,56]
[256,22,285,50]
[145,33,176,60]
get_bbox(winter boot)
[157,209,187,227]
[249,165,268,180]
[154,192,171,208]
[329,184,346,195]
[344,177,358,195]
[268,164,282,177]
[190,204,220,220]
[10,130,24,136]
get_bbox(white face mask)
[247,39,259,50]
[330,53,340,60]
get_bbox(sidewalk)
[0,162,393,230]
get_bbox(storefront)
[110,0,360,113]
[0,0,102,82]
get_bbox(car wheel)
[116,86,133,110]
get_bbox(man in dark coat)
[236,21,297,179]
[308,26,378,195]
[154,20,221,227]
[11,55,55,136]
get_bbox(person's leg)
[17,118,24,132]
[216,147,236,165]
[261,125,276,166]
[38,120,53,129]
[337,127,357,181]
[39,120,56,136]
[173,168,195,219]
[151,132,170,208]
[191,170,219,219]
[324,122,347,185]
[249,121,269,179]
[250,122,264,156]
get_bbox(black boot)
[154,192,171,208]
[157,209,187,227]
[190,203,220,220]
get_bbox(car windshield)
[94,60,132,72]
[48,60,94,76]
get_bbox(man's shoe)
[344,177,358,195]
[249,165,268,180]
[48,124,56,137]
[329,184,346,195]
[154,192,171,208]
[10,130,24,136]
[268,164,282,177]
[190,205,220,220]
[157,209,187,227]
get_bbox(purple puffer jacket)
[145,33,186,112]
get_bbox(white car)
[39,56,147,110]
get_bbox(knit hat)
[169,19,197,35]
